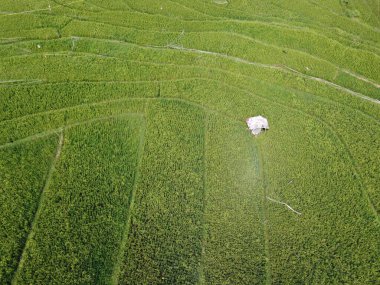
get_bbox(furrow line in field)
[57,18,73,35]
[342,69,380,88]
[197,112,208,285]
[0,79,43,84]
[0,27,59,41]
[258,141,272,285]
[11,130,64,284]
[0,35,58,47]
[318,125,380,220]
[111,115,147,285]
[0,37,25,45]
[0,129,62,150]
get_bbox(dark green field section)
[120,101,205,284]
[0,137,58,284]
[0,0,379,284]
[12,117,144,284]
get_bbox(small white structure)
[246,116,269,136]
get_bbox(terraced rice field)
[0,1,379,284]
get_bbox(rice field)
[0,1,379,284]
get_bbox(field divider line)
[111,115,147,284]
[11,130,64,285]
[0,79,43,84]
[342,69,380,88]
[197,112,208,285]
[257,141,272,285]
[266,197,302,215]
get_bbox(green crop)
[0,0,379,284]
[13,117,144,284]
[0,136,58,284]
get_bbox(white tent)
[246,116,269,135]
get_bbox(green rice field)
[0,1,379,284]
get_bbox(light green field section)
[120,101,205,284]
[0,0,379,284]
[258,110,380,284]
[203,114,265,284]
